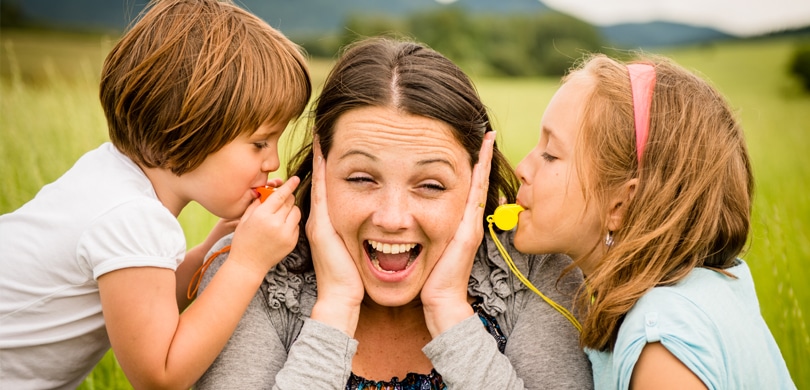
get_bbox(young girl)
[512,54,795,389]
[0,1,310,388]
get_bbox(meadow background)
[1,28,808,388]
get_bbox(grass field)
[1,28,808,388]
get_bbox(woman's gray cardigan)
[195,230,593,389]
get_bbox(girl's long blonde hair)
[570,54,753,351]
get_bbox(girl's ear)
[606,178,638,231]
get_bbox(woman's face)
[325,105,472,307]
[513,73,603,267]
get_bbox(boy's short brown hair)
[100,0,311,175]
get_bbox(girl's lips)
[514,190,526,208]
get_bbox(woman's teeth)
[365,240,420,273]
[367,240,417,255]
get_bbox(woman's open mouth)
[364,240,422,273]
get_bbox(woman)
[195,37,593,388]
[513,53,795,388]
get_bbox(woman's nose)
[371,189,412,232]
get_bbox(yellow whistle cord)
[486,217,582,332]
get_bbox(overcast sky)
[502,0,810,37]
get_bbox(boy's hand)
[257,177,284,203]
[228,176,301,275]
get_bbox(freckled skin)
[325,106,473,308]
[514,74,603,270]
[169,122,285,219]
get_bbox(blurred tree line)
[1,0,27,28]
[297,7,618,77]
[789,42,810,91]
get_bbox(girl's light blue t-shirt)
[587,260,796,390]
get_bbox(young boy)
[0,1,311,388]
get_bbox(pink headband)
[627,63,656,163]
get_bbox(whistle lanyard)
[486,216,582,332]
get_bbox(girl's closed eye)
[541,152,557,162]
[253,141,269,149]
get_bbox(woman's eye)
[346,175,374,184]
[420,182,446,192]
[541,152,557,162]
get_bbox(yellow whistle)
[487,204,525,231]
[257,186,274,203]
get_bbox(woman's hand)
[421,131,495,337]
[307,139,364,337]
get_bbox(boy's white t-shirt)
[0,142,186,389]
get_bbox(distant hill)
[10,0,547,34]
[9,0,738,49]
[234,0,550,36]
[601,21,736,48]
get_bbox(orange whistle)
[257,186,274,203]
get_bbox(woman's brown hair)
[570,54,753,350]
[287,36,519,224]
[100,0,311,175]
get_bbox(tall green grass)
[1,29,807,388]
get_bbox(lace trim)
[467,230,527,316]
[264,235,316,316]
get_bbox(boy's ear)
[606,178,638,231]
